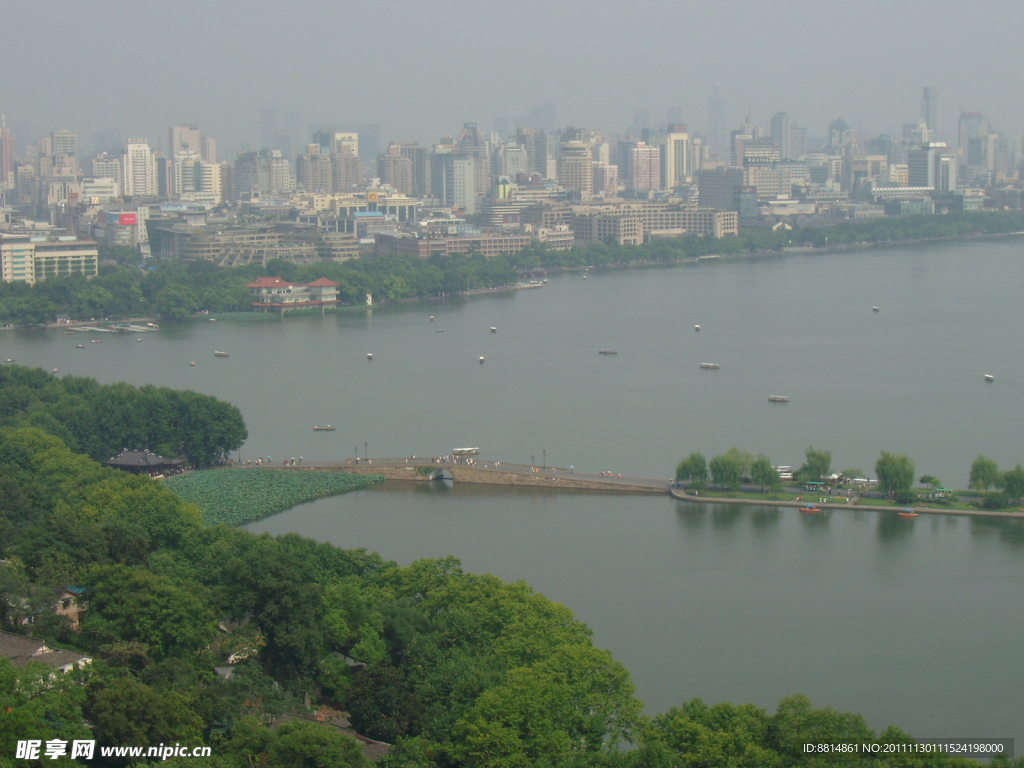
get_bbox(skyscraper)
[708,85,727,157]
[0,116,12,190]
[770,112,790,160]
[921,87,938,136]
[662,128,690,188]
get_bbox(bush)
[982,491,1009,509]
[893,490,917,505]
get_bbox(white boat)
[479,356,485,363]
[872,306,880,312]
[490,327,497,332]
[694,325,701,332]
[76,344,84,348]
[984,374,994,382]
[367,353,373,360]
[699,363,719,369]
[768,395,790,402]
[452,447,480,456]
[599,349,617,355]
[429,316,435,321]
[214,351,230,357]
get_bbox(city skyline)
[2,0,1022,155]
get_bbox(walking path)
[228,457,1024,519]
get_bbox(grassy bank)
[165,467,384,525]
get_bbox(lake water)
[3,238,1023,743]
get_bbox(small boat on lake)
[76,344,84,349]
[984,374,994,382]
[90,339,102,343]
[768,395,790,402]
[800,505,822,514]
[873,306,880,312]
[189,361,196,366]
[491,327,497,332]
[436,329,445,333]
[694,325,701,332]
[479,356,485,363]
[3,359,13,363]
[313,425,335,431]
[214,351,230,357]
[700,363,719,369]
[429,316,435,321]
[599,349,617,355]
[367,353,373,360]
[898,508,919,518]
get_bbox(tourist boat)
[984,374,994,382]
[599,349,617,355]
[51,368,58,374]
[137,338,143,342]
[76,344,84,349]
[189,361,196,366]
[452,447,480,456]
[491,327,497,332]
[436,329,444,333]
[700,363,719,369]
[90,339,102,343]
[479,356,485,363]
[313,425,335,431]
[367,353,373,360]
[873,306,880,312]
[800,505,822,514]
[208,318,217,323]
[214,351,230,357]
[768,395,790,402]
[694,325,701,332]
[3,359,13,363]
[429,316,435,321]
[898,508,919,518]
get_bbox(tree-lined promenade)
[2,211,1024,326]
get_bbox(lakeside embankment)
[234,459,1024,519]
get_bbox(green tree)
[675,452,708,484]
[269,720,372,768]
[997,465,1024,503]
[875,452,916,500]
[153,283,199,321]
[709,451,743,490]
[645,698,782,768]
[750,455,781,493]
[918,475,941,489]
[797,446,831,482]
[89,676,204,749]
[969,455,1000,490]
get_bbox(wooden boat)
[700,363,719,369]
[800,505,822,514]
[599,349,617,355]
[452,447,480,456]
[768,395,789,402]
[313,425,335,431]
[214,351,230,357]
[898,508,919,518]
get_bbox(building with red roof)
[246,276,340,312]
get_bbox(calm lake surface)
[4,238,1023,741]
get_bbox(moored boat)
[800,505,822,514]
[898,508,919,518]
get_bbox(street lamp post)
[365,442,368,461]
[543,450,546,469]
[531,454,535,468]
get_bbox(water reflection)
[876,513,916,544]
[750,507,781,531]
[968,515,1024,548]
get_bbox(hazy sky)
[3,0,1022,155]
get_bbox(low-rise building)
[246,276,340,312]
[0,233,99,285]
[0,631,92,673]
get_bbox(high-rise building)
[314,131,358,158]
[828,118,851,148]
[92,153,121,182]
[558,142,594,196]
[50,130,77,166]
[629,142,661,190]
[170,124,202,158]
[770,113,790,160]
[708,85,727,157]
[431,152,476,213]
[123,139,156,197]
[921,87,938,137]
[235,149,295,197]
[662,128,690,188]
[908,142,956,190]
[296,145,334,193]
[0,116,12,190]
[395,143,428,197]
[377,145,413,195]
[958,112,987,152]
